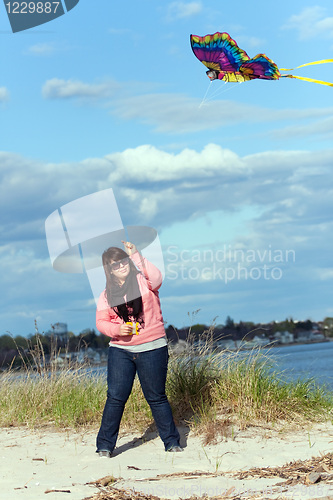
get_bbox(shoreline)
[2,338,332,375]
[2,422,333,500]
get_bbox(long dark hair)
[102,247,142,322]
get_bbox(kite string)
[209,81,242,100]
[199,81,242,107]
[199,81,213,108]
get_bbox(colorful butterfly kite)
[190,32,333,87]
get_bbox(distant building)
[310,330,325,342]
[51,322,68,342]
[295,331,312,343]
[77,347,101,364]
[274,331,294,344]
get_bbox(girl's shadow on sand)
[112,421,190,456]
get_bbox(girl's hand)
[119,324,133,336]
[121,240,137,256]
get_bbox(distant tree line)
[0,328,109,369]
[1,317,332,369]
[165,316,333,344]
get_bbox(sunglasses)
[110,257,130,271]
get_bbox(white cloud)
[0,87,9,102]
[105,143,245,182]
[110,93,255,133]
[110,93,333,133]
[282,7,333,40]
[27,43,56,56]
[271,117,333,140]
[42,78,119,99]
[108,28,131,35]
[1,145,333,237]
[166,1,202,20]
[316,268,333,281]
[243,36,265,49]
[1,143,333,332]
[1,145,332,278]
[40,75,333,136]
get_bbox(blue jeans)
[96,345,180,453]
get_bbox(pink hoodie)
[96,252,166,345]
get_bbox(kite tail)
[280,58,333,87]
[281,74,333,87]
[280,59,333,70]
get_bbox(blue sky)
[1,0,333,336]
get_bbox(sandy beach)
[1,422,333,500]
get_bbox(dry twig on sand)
[231,451,333,486]
[84,453,333,500]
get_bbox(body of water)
[83,341,333,392]
[259,341,333,391]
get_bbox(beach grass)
[0,335,332,436]
[0,366,106,428]
[166,337,333,439]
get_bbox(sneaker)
[167,445,184,452]
[98,450,112,458]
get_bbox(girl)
[96,241,182,457]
